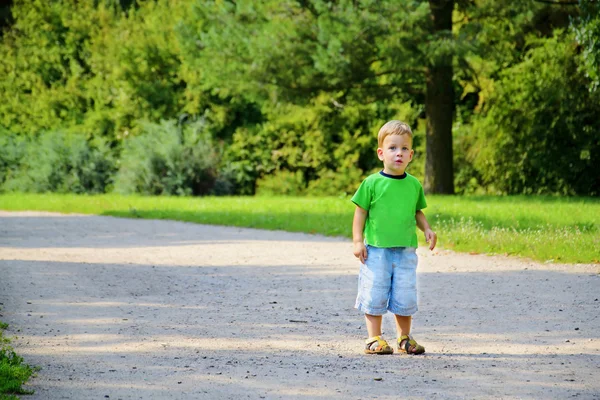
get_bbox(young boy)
[351,120,437,355]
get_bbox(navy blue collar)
[379,171,407,180]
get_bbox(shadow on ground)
[0,212,599,399]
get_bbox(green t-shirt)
[351,171,427,248]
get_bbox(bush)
[114,119,228,196]
[256,170,306,196]
[2,131,116,194]
[452,123,487,195]
[469,33,600,196]
[0,322,34,398]
[306,166,364,197]
[222,98,420,196]
[0,346,34,398]
[0,132,26,190]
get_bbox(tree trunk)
[425,0,455,194]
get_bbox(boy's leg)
[364,313,393,354]
[395,313,425,354]
[388,248,424,354]
[356,246,394,354]
[356,246,391,338]
[365,314,383,338]
[394,314,411,337]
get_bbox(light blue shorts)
[355,245,419,316]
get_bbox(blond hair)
[377,120,413,148]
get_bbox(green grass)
[0,193,598,264]
[0,322,34,400]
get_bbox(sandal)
[364,335,394,355]
[398,335,425,355]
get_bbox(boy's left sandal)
[398,335,425,355]
[364,336,394,355]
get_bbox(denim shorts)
[355,245,419,316]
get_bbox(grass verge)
[0,193,598,264]
[0,321,34,400]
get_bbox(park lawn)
[0,193,598,264]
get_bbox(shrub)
[114,119,227,196]
[469,33,599,196]
[0,346,34,397]
[0,322,34,398]
[256,170,306,196]
[306,166,364,197]
[2,131,116,194]
[0,132,26,191]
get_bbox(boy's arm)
[352,206,368,263]
[416,210,437,250]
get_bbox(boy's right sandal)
[398,335,425,355]
[364,335,394,355]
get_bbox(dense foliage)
[0,0,598,196]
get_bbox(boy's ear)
[377,147,384,160]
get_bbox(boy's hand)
[424,229,437,250]
[353,242,368,264]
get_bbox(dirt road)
[0,211,599,399]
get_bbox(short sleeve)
[351,179,372,211]
[416,183,427,211]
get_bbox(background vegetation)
[0,0,598,197]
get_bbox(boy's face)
[377,134,414,176]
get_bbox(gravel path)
[0,211,599,399]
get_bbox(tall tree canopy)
[182,0,594,194]
[0,0,597,196]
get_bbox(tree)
[0,0,13,34]
[468,32,599,195]
[425,0,454,193]
[573,0,600,92]
[2,0,597,196]
[184,0,462,193]
[0,0,189,138]
[183,0,570,195]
